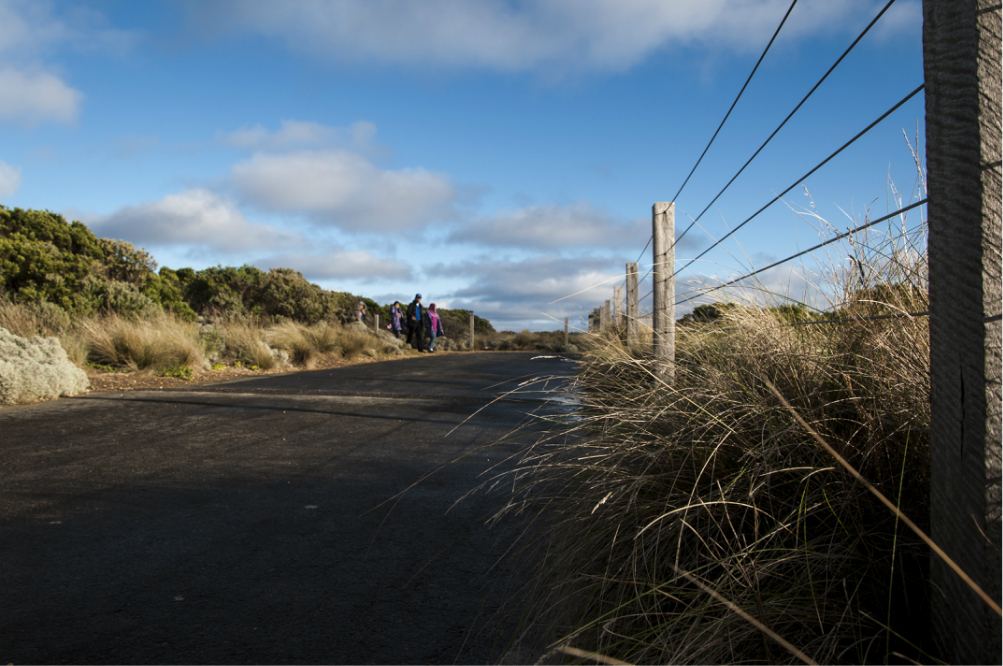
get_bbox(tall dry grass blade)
[556,644,633,665]
[763,377,1001,617]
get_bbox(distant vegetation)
[0,206,499,333]
[0,206,581,388]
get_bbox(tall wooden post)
[613,286,623,329]
[469,314,475,351]
[604,300,611,331]
[374,314,379,333]
[925,1,1002,663]
[626,262,639,343]
[652,202,676,381]
[564,317,569,347]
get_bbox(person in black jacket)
[405,293,424,351]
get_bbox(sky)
[0,0,927,331]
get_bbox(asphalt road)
[0,352,578,665]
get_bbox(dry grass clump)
[0,297,71,338]
[268,321,320,368]
[302,321,341,353]
[218,318,277,370]
[81,314,205,372]
[486,217,934,664]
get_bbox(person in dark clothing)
[405,293,424,351]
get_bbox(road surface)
[0,352,577,664]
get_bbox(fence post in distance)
[469,314,475,351]
[564,317,569,347]
[626,262,639,343]
[613,286,623,330]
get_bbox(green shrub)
[157,364,193,380]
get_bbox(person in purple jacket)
[425,303,445,353]
[388,301,404,337]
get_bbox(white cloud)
[450,203,704,252]
[450,204,641,249]
[0,159,22,199]
[89,189,308,254]
[0,0,138,59]
[0,67,82,125]
[0,0,138,126]
[230,149,456,231]
[256,249,412,281]
[217,119,377,151]
[191,0,911,75]
[430,254,627,329]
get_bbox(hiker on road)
[425,303,445,353]
[405,294,424,351]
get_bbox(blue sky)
[0,0,927,331]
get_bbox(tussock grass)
[0,298,71,338]
[82,314,205,372]
[268,321,320,368]
[219,318,277,370]
[339,327,374,359]
[485,211,934,664]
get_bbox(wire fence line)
[672,198,929,307]
[670,0,799,205]
[589,0,926,348]
[670,0,902,254]
[672,83,925,280]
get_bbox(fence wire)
[671,0,902,254]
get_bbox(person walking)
[405,293,424,351]
[388,301,404,338]
[425,303,445,353]
[356,300,366,323]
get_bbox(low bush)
[0,327,90,404]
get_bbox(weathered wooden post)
[613,286,623,330]
[564,317,569,347]
[924,1,1002,662]
[469,314,475,351]
[626,262,639,343]
[604,299,611,332]
[652,202,675,381]
[374,314,379,333]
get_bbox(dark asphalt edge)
[73,386,570,405]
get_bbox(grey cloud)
[450,203,706,253]
[187,0,908,75]
[229,149,457,232]
[88,188,308,253]
[255,249,412,282]
[0,67,82,125]
[217,119,379,152]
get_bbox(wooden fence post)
[613,286,623,329]
[564,317,569,347]
[469,314,475,351]
[374,314,379,333]
[924,1,1002,662]
[604,300,611,331]
[652,202,675,381]
[626,262,639,343]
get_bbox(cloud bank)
[190,0,920,75]
[89,189,308,254]
[229,149,456,231]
